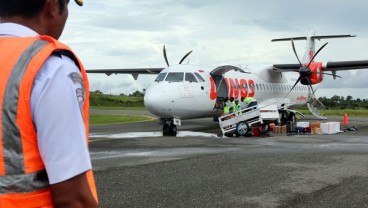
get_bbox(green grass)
[88,109,368,125]
[90,106,147,111]
[88,92,368,125]
[90,114,153,125]
[297,109,368,117]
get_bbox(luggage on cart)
[218,106,262,137]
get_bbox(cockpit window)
[185,73,198,82]
[165,72,184,82]
[194,72,205,82]
[155,73,167,82]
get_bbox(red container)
[252,127,261,137]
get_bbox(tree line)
[90,90,368,109]
[318,95,368,109]
[90,90,144,107]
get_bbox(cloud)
[64,0,368,96]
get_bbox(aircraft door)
[212,75,228,99]
[211,75,229,116]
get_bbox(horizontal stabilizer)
[324,60,368,71]
[271,35,356,42]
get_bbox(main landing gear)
[278,109,296,130]
[161,118,178,136]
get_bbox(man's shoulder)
[0,23,38,37]
[38,53,80,81]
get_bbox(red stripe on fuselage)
[209,77,255,100]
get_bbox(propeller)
[163,45,193,67]
[179,50,193,64]
[284,40,329,98]
[163,45,170,67]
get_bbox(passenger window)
[185,73,198,82]
[194,73,205,82]
[155,73,167,82]
[165,72,184,82]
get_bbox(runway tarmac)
[89,109,368,207]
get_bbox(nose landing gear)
[163,123,177,136]
[161,118,179,136]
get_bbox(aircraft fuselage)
[144,64,310,120]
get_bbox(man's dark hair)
[0,0,67,18]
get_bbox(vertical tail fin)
[302,30,317,64]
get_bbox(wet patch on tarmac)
[90,147,239,161]
[90,131,219,140]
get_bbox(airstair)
[307,97,327,120]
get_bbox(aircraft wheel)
[260,124,269,133]
[287,112,296,130]
[288,112,296,132]
[169,124,177,136]
[163,124,170,136]
[235,122,249,137]
[279,110,288,125]
[287,112,296,124]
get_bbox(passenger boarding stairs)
[307,95,327,120]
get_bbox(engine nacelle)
[301,62,324,85]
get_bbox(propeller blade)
[179,50,193,64]
[305,77,316,97]
[284,76,302,99]
[308,42,328,67]
[322,72,342,78]
[163,45,170,67]
[291,38,302,66]
[310,71,342,78]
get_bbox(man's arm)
[32,55,98,206]
[50,171,98,208]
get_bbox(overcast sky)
[61,0,368,99]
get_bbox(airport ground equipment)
[218,105,280,137]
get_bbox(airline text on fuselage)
[210,77,256,100]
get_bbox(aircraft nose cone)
[144,85,171,117]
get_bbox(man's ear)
[42,0,59,19]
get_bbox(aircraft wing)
[273,60,368,72]
[323,60,368,71]
[86,67,164,80]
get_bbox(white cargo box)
[259,104,279,121]
[330,122,341,133]
[297,122,310,128]
[320,122,341,134]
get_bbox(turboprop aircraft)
[87,30,368,136]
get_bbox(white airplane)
[87,30,368,136]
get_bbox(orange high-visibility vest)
[0,36,98,207]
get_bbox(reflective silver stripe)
[1,39,50,193]
[0,169,48,194]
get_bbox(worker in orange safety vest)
[0,0,98,207]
